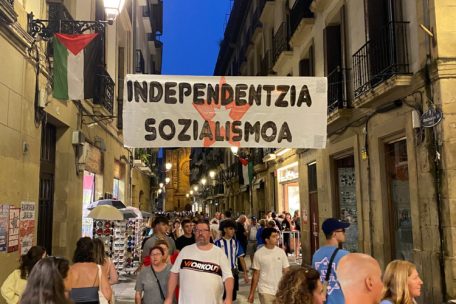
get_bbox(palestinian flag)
[53,33,100,100]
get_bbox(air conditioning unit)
[72,130,85,145]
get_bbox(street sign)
[421,107,443,128]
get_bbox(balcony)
[94,68,114,114]
[250,2,263,41]
[142,5,152,33]
[290,0,313,36]
[327,66,350,114]
[151,0,163,34]
[0,0,17,24]
[273,22,290,64]
[353,21,411,99]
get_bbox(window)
[385,139,412,260]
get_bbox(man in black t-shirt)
[175,218,195,251]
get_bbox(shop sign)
[421,107,442,128]
[278,162,299,183]
[123,75,328,148]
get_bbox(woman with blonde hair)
[275,266,325,304]
[381,260,423,304]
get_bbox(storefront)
[277,162,300,215]
[81,144,104,237]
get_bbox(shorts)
[259,293,276,304]
[246,241,257,256]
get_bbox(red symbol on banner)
[193,77,251,147]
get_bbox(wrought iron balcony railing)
[94,68,114,114]
[7,0,13,6]
[290,0,313,37]
[28,3,109,40]
[273,21,290,64]
[328,66,350,114]
[352,21,410,97]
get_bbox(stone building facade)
[214,0,456,302]
[0,0,162,298]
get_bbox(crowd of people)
[0,210,424,304]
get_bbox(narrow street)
[113,255,302,303]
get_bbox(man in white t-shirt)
[164,219,234,304]
[248,228,289,304]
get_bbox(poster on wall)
[19,202,35,255]
[8,206,20,253]
[0,205,9,252]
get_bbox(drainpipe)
[422,0,447,301]
[132,0,137,70]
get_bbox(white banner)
[123,75,327,148]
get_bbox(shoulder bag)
[322,248,340,295]
[150,265,165,300]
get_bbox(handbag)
[98,265,110,304]
[322,248,340,295]
[150,265,165,300]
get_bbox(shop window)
[385,139,413,260]
[277,162,300,214]
[334,155,358,252]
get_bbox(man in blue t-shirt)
[312,218,351,304]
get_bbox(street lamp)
[159,182,164,188]
[157,188,162,194]
[209,170,216,179]
[230,146,239,155]
[104,0,126,21]
[165,162,172,171]
[201,177,207,186]
[165,177,171,184]
[190,190,194,195]
[186,193,190,198]
[193,185,199,192]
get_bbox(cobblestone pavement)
[113,254,302,304]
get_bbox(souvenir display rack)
[92,217,147,276]
[93,220,127,275]
[124,218,146,273]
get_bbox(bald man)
[336,253,384,304]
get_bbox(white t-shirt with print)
[171,243,233,304]
[252,245,289,295]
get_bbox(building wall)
[216,0,456,301]
[0,2,41,298]
[165,148,191,211]
[0,1,153,300]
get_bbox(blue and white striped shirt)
[214,237,245,269]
